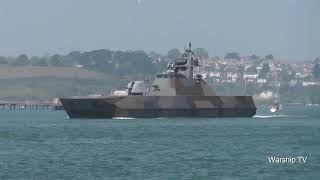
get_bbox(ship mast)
[170,42,200,79]
[187,42,194,78]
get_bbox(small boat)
[269,61,282,113]
[270,103,281,113]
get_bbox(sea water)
[0,106,319,179]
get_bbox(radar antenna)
[186,42,192,53]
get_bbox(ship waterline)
[60,96,256,118]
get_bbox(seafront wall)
[0,99,63,111]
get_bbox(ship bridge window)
[175,58,187,65]
[156,74,186,78]
[156,74,170,78]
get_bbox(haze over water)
[0,0,319,60]
[0,106,319,179]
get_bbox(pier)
[0,99,63,111]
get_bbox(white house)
[243,74,259,79]
[257,79,267,84]
[302,82,320,86]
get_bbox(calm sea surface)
[0,106,319,179]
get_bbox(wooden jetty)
[0,98,63,111]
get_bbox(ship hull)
[60,96,256,119]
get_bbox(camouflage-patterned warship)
[60,43,256,118]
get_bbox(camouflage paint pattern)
[61,79,256,120]
[60,43,256,119]
[61,95,256,118]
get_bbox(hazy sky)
[0,0,319,60]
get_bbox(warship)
[60,43,256,119]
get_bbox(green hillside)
[0,65,103,79]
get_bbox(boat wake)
[112,117,136,120]
[253,115,308,119]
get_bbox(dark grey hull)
[60,96,256,119]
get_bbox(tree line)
[0,50,166,76]
[0,48,319,79]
